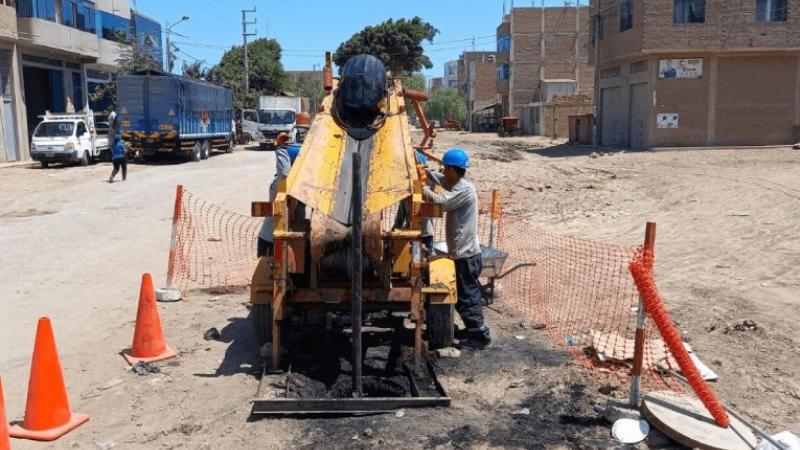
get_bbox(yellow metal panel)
[428,258,457,305]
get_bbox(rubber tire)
[225,135,234,152]
[80,151,89,166]
[250,303,273,348]
[427,303,455,350]
[201,139,210,159]
[189,141,201,162]
[40,161,49,168]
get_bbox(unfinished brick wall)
[507,7,595,120]
[542,98,594,139]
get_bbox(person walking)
[108,132,127,183]
[257,132,291,257]
[423,148,490,350]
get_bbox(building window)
[132,12,163,67]
[497,34,511,53]
[98,10,131,43]
[61,0,95,33]
[756,0,787,21]
[674,0,706,23]
[497,63,510,81]
[630,60,648,73]
[620,0,634,31]
[16,0,56,21]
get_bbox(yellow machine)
[250,53,457,387]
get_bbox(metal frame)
[251,361,451,416]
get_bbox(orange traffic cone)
[1,377,11,450]
[121,273,177,365]
[9,318,89,441]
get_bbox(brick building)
[429,76,443,93]
[496,6,595,135]
[458,51,499,131]
[593,0,800,148]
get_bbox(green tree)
[284,72,324,111]
[212,38,289,108]
[424,88,467,122]
[334,17,438,75]
[182,61,209,80]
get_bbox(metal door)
[628,83,648,149]
[600,86,623,147]
[0,50,18,162]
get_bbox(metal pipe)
[351,149,363,397]
[630,222,656,407]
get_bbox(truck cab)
[30,111,110,168]
[255,96,303,150]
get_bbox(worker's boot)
[457,326,491,350]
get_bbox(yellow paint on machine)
[285,79,420,221]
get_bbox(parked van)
[30,110,110,168]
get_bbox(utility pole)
[593,6,601,147]
[575,0,580,93]
[242,7,257,99]
[165,16,190,74]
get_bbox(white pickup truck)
[30,111,111,168]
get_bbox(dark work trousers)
[454,254,488,337]
[110,157,127,181]
[257,238,274,258]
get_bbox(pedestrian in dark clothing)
[109,133,127,183]
[423,148,491,350]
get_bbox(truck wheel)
[40,161,49,168]
[225,135,234,152]
[80,151,89,166]
[426,303,454,349]
[250,303,273,348]
[189,142,201,162]
[201,139,210,160]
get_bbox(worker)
[108,132,127,183]
[423,148,490,350]
[393,151,434,256]
[257,132,291,257]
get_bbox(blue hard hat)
[442,148,470,169]
[287,144,301,164]
[415,150,427,165]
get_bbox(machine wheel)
[201,139,210,159]
[40,161,49,168]
[250,303,273,348]
[189,141,201,162]
[426,303,454,349]
[80,151,89,166]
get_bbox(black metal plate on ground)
[251,360,451,416]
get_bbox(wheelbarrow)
[433,243,536,306]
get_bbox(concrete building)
[457,51,499,131]
[593,0,800,148]
[0,0,162,163]
[496,6,595,135]
[443,60,458,88]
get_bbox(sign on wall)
[658,59,703,79]
[657,113,679,129]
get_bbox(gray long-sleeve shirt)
[258,146,291,242]
[423,172,480,259]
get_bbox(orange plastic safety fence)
[168,187,685,393]
[168,188,262,293]
[630,250,730,427]
[494,217,682,390]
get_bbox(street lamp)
[165,16,190,73]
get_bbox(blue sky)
[136,0,577,79]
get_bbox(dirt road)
[0,135,798,449]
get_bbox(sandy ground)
[0,134,798,449]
